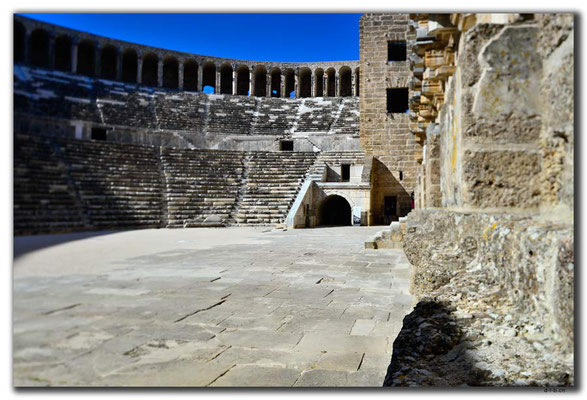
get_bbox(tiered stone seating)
[234,152,317,225]
[14,134,86,234]
[309,151,366,181]
[207,94,257,135]
[154,92,206,132]
[161,148,244,227]
[57,137,163,229]
[96,81,157,129]
[330,98,360,135]
[295,98,340,133]
[250,97,297,136]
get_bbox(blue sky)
[19,13,361,62]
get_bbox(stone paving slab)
[13,226,413,387]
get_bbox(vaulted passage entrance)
[318,195,351,226]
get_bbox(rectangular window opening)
[388,42,407,62]
[387,88,409,114]
[399,171,403,181]
[91,127,108,141]
[341,164,350,182]
[280,140,294,151]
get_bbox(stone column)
[197,66,203,91]
[215,68,221,93]
[136,55,142,84]
[178,62,184,90]
[281,74,286,98]
[311,73,315,97]
[232,66,237,95]
[116,48,123,81]
[266,73,271,97]
[94,44,101,77]
[157,60,163,87]
[249,70,254,97]
[294,71,299,98]
[71,40,78,74]
[335,71,340,97]
[351,72,356,97]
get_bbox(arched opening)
[100,45,118,80]
[183,59,198,91]
[236,65,249,96]
[339,66,352,97]
[318,195,352,226]
[142,53,158,86]
[284,69,295,98]
[355,67,360,96]
[163,57,179,89]
[299,68,312,98]
[54,35,71,71]
[122,49,138,83]
[326,68,336,97]
[14,22,26,63]
[253,66,267,97]
[30,29,50,67]
[270,68,281,97]
[220,63,233,94]
[314,68,324,97]
[202,62,216,93]
[77,40,95,76]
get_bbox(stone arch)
[142,52,158,86]
[339,66,352,97]
[183,59,198,91]
[236,65,249,96]
[122,48,138,83]
[318,195,352,226]
[77,40,96,76]
[284,69,295,98]
[314,68,324,97]
[326,68,336,97]
[270,67,281,97]
[220,63,233,94]
[14,21,26,63]
[299,67,312,98]
[162,56,179,89]
[355,67,360,96]
[253,65,267,97]
[202,61,216,93]
[100,45,118,80]
[30,29,50,67]
[54,35,71,71]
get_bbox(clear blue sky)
[19,13,361,62]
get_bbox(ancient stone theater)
[13,13,574,387]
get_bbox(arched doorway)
[318,195,352,226]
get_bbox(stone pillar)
[157,60,163,87]
[281,74,286,98]
[136,55,142,84]
[197,66,203,92]
[116,48,123,81]
[215,68,221,93]
[311,73,315,97]
[294,71,299,98]
[232,67,237,95]
[249,70,254,97]
[178,62,184,90]
[94,44,101,77]
[266,73,271,97]
[351,72,356,97]
[335,71,340,97]
[71,40,78,74]
[48,34,55,69]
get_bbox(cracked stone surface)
[13,226,413,387]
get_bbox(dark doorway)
[91,127,107,141]
[384,196,397,224]
[341,164,350,182]
[280,140,293,151]
[319,195,351,226]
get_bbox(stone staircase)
[161,148,244,227]
[233,152,317,225]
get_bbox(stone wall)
[359,14,420,221]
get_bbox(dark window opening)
[142,53,158,87]
[163,58,179,89]
[100,46,118,80]
[284,70,295,98]
[399,171,403,181]
[270,70,281,97]
[315,70,324,97]
[55,36,72,72]
[387,88,409,114]
[388,42,407,62]
[202,63,216,93]
[77,41,95,77]
[341,164,350,182]
[183,60,198,91]
[122,50,138,83]
[30,29,50,67]
[14,22,26,63]
[339,68,352,97]
[280,140,294,151]
[254,69,267,97]
[91,127,107,141]
[326,70,335,97]
[236,66,249,95]
[220,65,233,94]
[299,69,312,98]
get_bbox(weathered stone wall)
[359,14,420,221]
